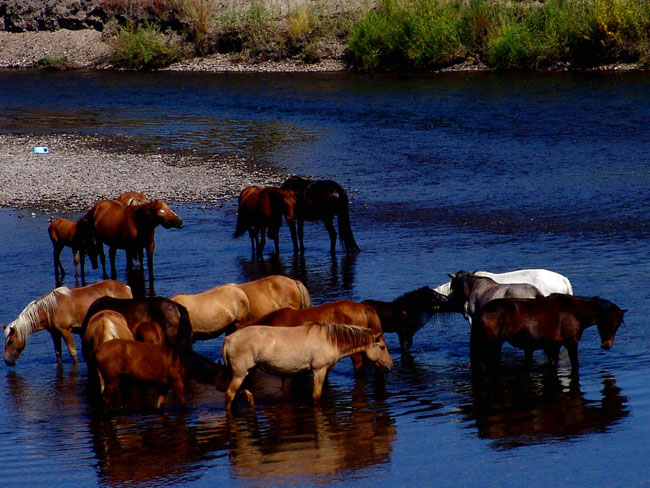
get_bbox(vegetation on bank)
[98,0,650,71]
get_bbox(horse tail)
[176,305,194,350]
[337,200,361,254]
[296,280,312,309]
[233,210,247,238]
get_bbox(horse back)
[362,299,397,332]
[237,275,305,320]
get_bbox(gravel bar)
[0,133,287,213]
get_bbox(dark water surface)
[1,70,649,487]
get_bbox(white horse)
[434,268,573,297]
[221,323,393,410]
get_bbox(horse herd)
[3,179,627,414]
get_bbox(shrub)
[109,24,180,70]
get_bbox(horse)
[116,191,148,207]
[171,275,312,341]
[240,299,383,372]
[280,176,360,254]
[95,340,231,412]
[470,294,626,376]
[84,198,184,283]
[434,268,573,297]
[448,271,544,324]
[130,321,165,344]
[3,280,132,366]
[234,186,297,254]
[48,215,99,284]
[80,296,193,352]
[222,323,393,409]
[362,286,451,354]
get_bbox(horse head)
[447,271,473,310]
[146,200,184,229]
[3,325,26,366]
[76,216,99,269]
[594,297,626,350]
[280,189,298,220]
[365,332,393,372]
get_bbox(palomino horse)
[362,286,451,354]
[95,341,230,412]
[3,280,132,366]
[448,271,544,324]
[171,275,312,341]
[470,294,626,375]
[48,215,98,284]
[85,198,184,283]
[240,299,382,371]
[81,296,193,351]
[434,268,573,297]
[280,176,360,254]
[222,323,393,409]
[234,186,297,254]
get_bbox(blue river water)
[0,69,649,487]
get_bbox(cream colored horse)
[3,279,132,366]
[81,309,134,363]
[171,275,312,341]
[221,323,393,410]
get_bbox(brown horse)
[222,323,393,409]
[80,296,193,352]
[280,176,360,254]
[85,198,184,283]
[95,341,230,412]
[171,275,312,341]
[130,321,165,344]
[234,186,297,254]
[48,216,99,284]
[470,294,626,376]
[116,191,148,207]
[241,299,382,371]
[82,309,135,363]
[362,286,451,354]
[3,280,132,366]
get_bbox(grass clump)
[109,24,180,70]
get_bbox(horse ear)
[373,332,383,342]
[448,273,456,279]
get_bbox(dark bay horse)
[280,176,360,254]
[80,296,193,352]
[362,286,450,354]
[470,294,626,376]
[234,186,297,254]
[48,216,98,284]
[240,299,382,372]
[449,271,543,324]
[85,198,184,283]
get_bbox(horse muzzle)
[601,339,614,350]
[4,356,16,367]
[376,360,393,372]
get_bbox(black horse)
[363,286,450,354]
[280,176,361,254]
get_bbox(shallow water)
[1,70,649,487]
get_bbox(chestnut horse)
[240,299,382,371]
[3,280,132,366]
[131,321,165,344]
[85,198,184,283]
[171,275,312,341]
[222,323,393,409]
[280,176,360,254]
[470,294,626,376]
[362,286,451,354]
[234,186,297,254]
[95,341,230,412]
[82,309,135,364]
[80,296,193,352]
[48,215,98,284]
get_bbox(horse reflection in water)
[463,372,628,449]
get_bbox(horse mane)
[590,296,622,318]
[394,286,432,304]
[318,323,374,354]
[5,287,71,343]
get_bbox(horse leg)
[566,342,580,376]
[72,248,80,278]
[311,367,328,402]
[79,249,86,283]
[60,328,78,363]
[525,349,534,367]
[287,218,299,253]
[323,217,337,254]
[53,244,65,283]
[225,374,246,410]
[156,385,169,411]
[146,241,155,284]
[259,224,267,255]
[109,246,118,279]
[48,329,64,363]
[297,219,305,252]
[350,352,365,373]
[398,331,412,354]
[98,243,108,279]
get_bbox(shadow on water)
[461,371,628,450]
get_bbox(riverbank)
[0,134,285,213]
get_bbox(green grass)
[108,24,180,70]
[349,0,650,71]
